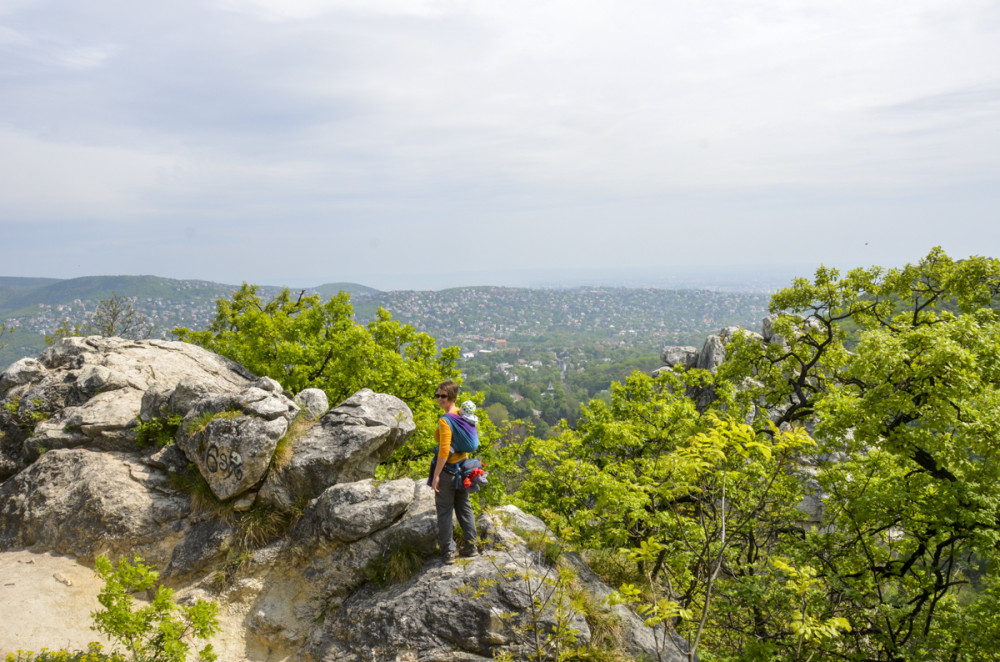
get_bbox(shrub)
[91,555,219,662]
[4,643,124,662]
[135,415,183,448]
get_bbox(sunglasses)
[435,393,449,399]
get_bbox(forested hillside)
[0,277,374,369]
[1,277,769,378]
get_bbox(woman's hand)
[432,474,440,493]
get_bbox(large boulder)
[175,380,300,501]
[0,448,190,565]
[661,345,699,368]
[257,389,416,511]
[299,479,417,544]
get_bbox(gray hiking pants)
[435,470,478,555]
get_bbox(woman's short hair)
[437,380,459,400]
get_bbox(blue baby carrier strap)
[442,413,479,453]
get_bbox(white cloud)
[0,130,176,221]
[0,0,998,282]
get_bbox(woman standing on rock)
[429,379,479,564]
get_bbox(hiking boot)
[442,551,457,565]
[460,545,480,558]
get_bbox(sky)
[1,0,999,290]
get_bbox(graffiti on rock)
[204,443,244,481]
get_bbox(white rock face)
[0,448,189,565]
[257,388,416,511]
[175,385,299,501]
[660,345,699,368]
[294,388,329,420]
[1,337,256,475]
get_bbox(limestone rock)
[295,388,329,421]
[0,357,47,397]
[697,334,727,371]
[165,519,235,581]
[300,479,416,543]
[661,345,699,368]
[0,336,255,479]
[0,448,190,565]
[257,389,415,511]
[175,386,299,501]
[761,313,781,343]
[303,504,686,662]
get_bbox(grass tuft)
[366,543,427,587]
[184,409,243,435]
[273,415,316,469]
[135,414,183,448]
[234,504,300,550]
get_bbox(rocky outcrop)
[0,337,678,662]
[256,389,416,511]
[294,388,329,420]
[656,320,770,380]
[0,337,255,478]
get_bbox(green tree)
[708,247,1000,660]
[511,248,1000,661]
[514,371,819,660]
[173,285,460,470]
[45,292,154,344]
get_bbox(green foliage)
[507,247,1000,661]
[527,385,814,660]
[135,416,183,448]
[2,395,50,433]
[365,542,427,587]
[5,643,125,662]
[173,285,459,469]
[90,555,219,662]
[700,247,1000,661]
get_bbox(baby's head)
[460,400,477,417]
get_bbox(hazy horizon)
[1,261,829,294]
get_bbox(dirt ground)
[0,550,255,661]
[0,549,112,656]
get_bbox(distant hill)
[0,276,380,319]
[0,277,62,288]
[0,275,234,316]
[312,282,381,297]
[0,276,394,370]
[0,277,63,309]
[2,275,772,376]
